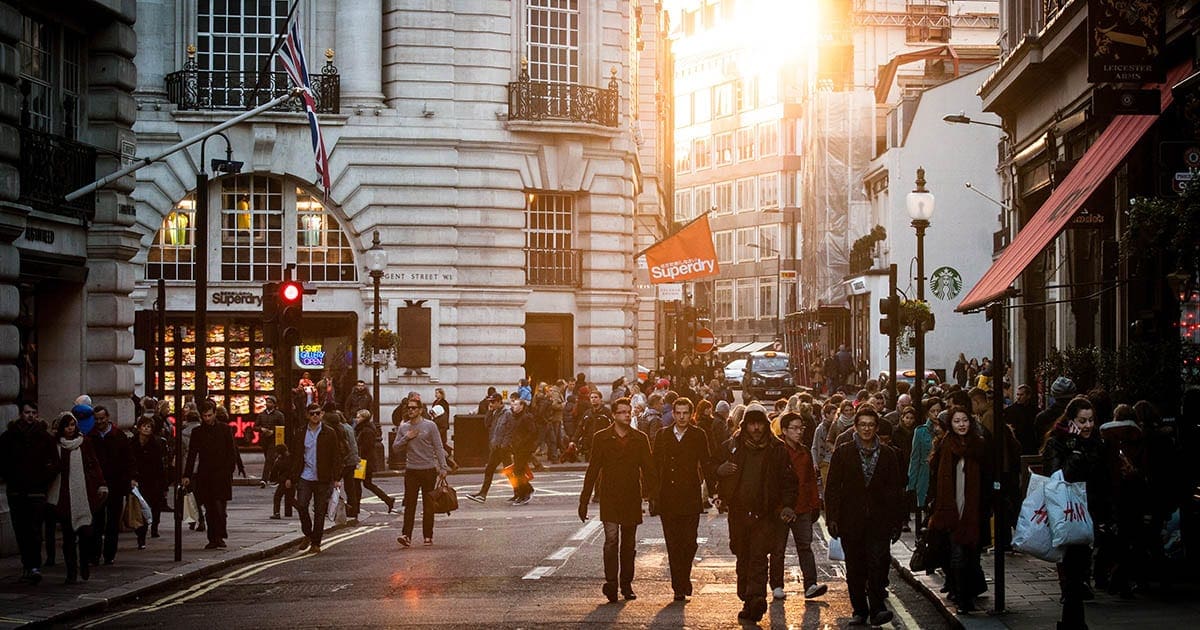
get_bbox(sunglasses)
[308,410,323,416]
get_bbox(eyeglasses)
[308,411,323,416]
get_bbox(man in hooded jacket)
[715,403,798,623]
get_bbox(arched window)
[220,174,284,282]
[296,189,358,282]
[147,195,196,281]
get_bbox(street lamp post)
[365,231,387,439]
[905,167,934,409]
[747,243,782,338]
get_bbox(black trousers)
[1057,544,1091,629]
[602,521,638,590]
[56,516,88,580]
[512,450,533,500]
[361,470,391,505]
[7,494,46,571]
[343,464,361,518]
[661,512,700,596]
[402,468,437,539]
[273,483,295,516]
[295,479,331,546]
[90,492,125,563]
[842,532,891,617]
[477,447,511,497]
[199,496,228,543]
[729,511,775,606]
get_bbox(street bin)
[452,413,487,468]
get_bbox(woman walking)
[47,412,107,583]
[131,416,168,548]
[354,409,395,513]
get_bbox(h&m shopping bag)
[1012,471,1064,562]
[1044,469,1094,547]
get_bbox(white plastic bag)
[183,492,200,525]
[327,487,348,524]
[1044,469,1094,547]
[828,537,845,562]
[131,487,153,525]
[1012,472,1064,562]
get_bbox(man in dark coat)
[88,405,134,565]
[509,396,539,504]
[824,406,905,626]
[183,401,238,549]
[1005,384,1041,454]
[286,403,343,553]
[579,396,657,603]
[715,403,798,623]
[651,396,715,601]
[0,402,59,584]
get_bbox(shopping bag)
[429,476,459,515]
[501,464,534,489]
[131,487,153,525]
[1044,469,1094,547]
[327,487,348,524]
[354,459,368,480]
[828,537,845,562]
[120,494,146,532]
[1013,472,1064,561]
[183,492,200,525]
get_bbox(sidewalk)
[890,529,1200,629]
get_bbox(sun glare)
[672,0,819,74]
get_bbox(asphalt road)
[64,471,952,629]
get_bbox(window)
[526,0,579,84]
[675,141,692,173]
[525,192,579,286]
[19,15,82,136]
[714,280,733,320]
[693,137,712,170]
[147,196,197,281]
[737,128,755,161]
[196,0,290,107]
[715,181,733,215]
[713,82,734,118]
[219,174,283,282]
[694,185,712,220]
[736,278,756,320]
[757,224,780,257]
[759,122,779,156]
[735,227,755,262]
[736,178,755,213]
[759,278,777,321]
[674,189,692,222]
[736,76,757,111]
[715,132,733,166]
[758,173,779,209]
[715,230,733,264]
[296,191,358,282]
[693,88,711,123]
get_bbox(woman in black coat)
[131,416,168,547]
[354,410,395,513]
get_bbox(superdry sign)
[210,290,262,308]
[640,214,720,285]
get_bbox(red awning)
[956,63,1191,313]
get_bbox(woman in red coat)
[773,412,829,600]
[47,412,107,583]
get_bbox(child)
[269,443,295,519]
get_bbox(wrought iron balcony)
[525,247,583,287]
[508,65,619,128]
[165,47,339,114]
[18,126,96,220]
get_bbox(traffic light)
[878,296,898,337]
[278,280,304,346]
[261,282,279,345]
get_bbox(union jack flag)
[277,18,331,196]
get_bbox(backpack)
[324,420,350,464]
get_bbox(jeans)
[7,493,46,571]
[476,447,510,497]
[602,521,638,590]
[842,533,891,617]
[772,510,819,589]
[661,513,700,596]
[402,468,437,540]
[295,479,332,546]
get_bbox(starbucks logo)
[931,266,962,300]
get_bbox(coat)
[825,437,905,542]
[715,434,798,518]
[185,421,238,502]
[53,438,106,522]
[782,440,822,515]
[580,424,657,525]
[90,426,135,497]
[651,425,715,516]
[1041,421,1110,523]
[0,418,59,495]
[131,435,168,502]
[292,422,343,484]
[907,420,935,505]
[355,420,385,473]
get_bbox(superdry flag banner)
[642,214,720,284]
[277,18,332,195]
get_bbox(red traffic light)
[280,281,303,304]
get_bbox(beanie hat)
[72,404,95,436]
[656,377,670,389]
[741,403,770,429]
[1050,377,1076,398]
[714,400,730,418]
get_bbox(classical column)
[0,2,26,420]
[335,0,384,108]
[132,0,174,103]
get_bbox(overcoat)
[580,425,657,525]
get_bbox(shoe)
[869,610,894,626]
[466,493,486,504]
[64,576,78,585]
[902,524,912,533]
[138,544,146,550]
[602,582,618,603]
[773,586,787,600]
[622,589,637,601]
[217,540,227,548]
[506,496,518,503]
[270,513,282,520]
[804,583,828,599]
[957,603,977,615]
[29,569,42,585]
[848,614,868,626]
[308,544,321,554]
[512,497,530,506]
[397,534,412,547]
[424,538,433,546]
[299,541,311,552]
[386,497,397,513]
[259,481,267,488]
[204,542,220,549]
[103,559,114,565]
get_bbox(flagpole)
[245,0,302,108]
[635,206,716,259]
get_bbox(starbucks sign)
[930,266,963,300]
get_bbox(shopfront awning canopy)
[957,63,1190,313]
[739,341,775,354]
[717,341,752,354]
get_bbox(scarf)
[853,433,880,485]
[46,436,94,533]
[930,433,983,547]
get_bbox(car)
[742,351,798,403]
[893,369,942,391]
[724,359,746,388]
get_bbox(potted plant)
[361,328,398,367]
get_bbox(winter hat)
[714,400,730,419]
[741,403,770,429]
[1050,377,1076,399]
[656,377,670,389]
[71,404,95,436]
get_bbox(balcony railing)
[525,247,583,287]
[508,65,619,128]
[165,47,339,114]
[18,126,96,220]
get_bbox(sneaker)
[465,493,486,504]
[512,496,530,506]
[423,538,433,546]
[506,496,518,503]
[804,583,828,599]
[869,610,894,626]
[397,534,412,547]
[773,587,787,600]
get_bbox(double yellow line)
[75,526,384,629]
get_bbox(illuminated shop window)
[295,189,357,282]
[147,195,196,281]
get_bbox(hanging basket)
[361,328,398,367]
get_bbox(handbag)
[909,532,929,572]
[354,459,367,480]
[182,491,200,525]
[1013,472,1064,561]
[120,494,145,532]
[327,487,348,524]
[429,476,459,515]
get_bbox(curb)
[890,538,966,630]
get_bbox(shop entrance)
[524,313,573,385]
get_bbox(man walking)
[286,404,342,553]
[579,397,657,603]
[466,393,513,503]
[715,403,797,623]
[88,405,134,565]
[0,403,59,584]
[257,396,286,487]
[651,397,714,601]
[393,400,449,546]
[824,406,904,626]
[508,396,539,505]
[183,401,238,549]
[774,412,828,601]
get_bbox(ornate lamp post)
[364,231,387,435]
[905,167,935,406]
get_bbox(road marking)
[523,519,602,580]
[546,546,576,560]
[522,566,556,580]
[569,519,603,541]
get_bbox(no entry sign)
[693,327,715,353]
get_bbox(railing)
[508,65,619,127]
[525,247,583,287]
[18,126,96,219]
[165,48,339,114]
